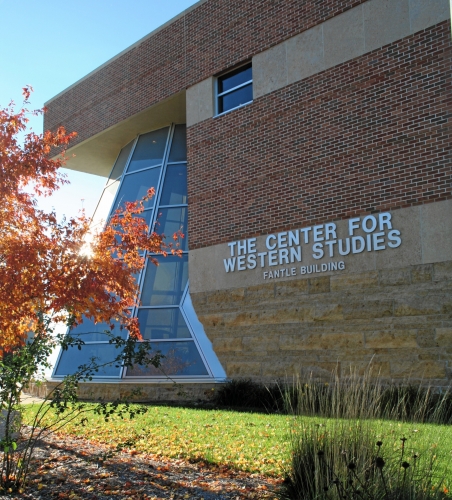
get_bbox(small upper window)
[216,63,252,115]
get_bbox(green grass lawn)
[22,404,452,480]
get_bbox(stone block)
[226,361,261,377]
[312,322,378,334]
[286,24,325,85]
[212,337,243,352]
[27,382,221,403]
[343,300,393,319]
[390,360,446,379]
[376,346,420,359]
[324,5,365,67]
[421,200,452,264]
[409,0,450,35]
[375,206,422,270]
[416,283,450,297]
[298,362,340,380]
[363,0,410,53]
[411,264,432,283]
[186,84,199,127]
[330,272,379,291]
[207,288,245,304]
[436,328,452,347]
[418,350,442,361]
[262,359,300,378]
[189,245,223,293]
[245,283,275,303]
[279,332,364,351]
[186,77,214,126]
[394,296,451,317]
[275,279,309,298]
[365,330,418,348]
[308,276,330,294]
[379,268,411,286]
[242,323,286,338]
[314,303,344,322]
[260,305,315,324]
[197,77,215,122]
[191,291,208,307]
[253,43,287,98]
[341,360,391,377]
[197,313,223,328]
[386,316,428,328]
[119,386,156,401]
[242,335,275,352]
[433,261,452,282]
[205,289,246,312]
[417,329,436,348]
[24,381,54,399]
[221,311,260,327]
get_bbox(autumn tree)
[0,88,177,491]
[1,89,162,350]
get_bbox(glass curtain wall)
[53,125,224,380]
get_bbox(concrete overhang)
[62,91,186,178]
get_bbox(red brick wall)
[44,0,367,146]
[187,22,452,250]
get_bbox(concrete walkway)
[20,393,46,405]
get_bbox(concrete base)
[24,381,220,404]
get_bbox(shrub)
[0,329,160,493]
[213,378,285,411]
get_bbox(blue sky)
[0,0,198,219]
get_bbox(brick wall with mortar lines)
[190,262,452,383]
[187,22,452,250]
[44,0,367,147]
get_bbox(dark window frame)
[216,62,253,116]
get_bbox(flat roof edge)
[44,0,208,106]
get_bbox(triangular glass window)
[53,125,225,381]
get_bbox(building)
[45,0,452,399]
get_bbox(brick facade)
[44,0,368,148]
[187,22,452,250]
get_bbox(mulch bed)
[5,429,282,499]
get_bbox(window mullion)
[217,79,253,97]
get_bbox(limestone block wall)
[25,381,218,403]
[189,201,452,385]
[191,262,452,384]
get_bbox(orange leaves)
[0,89,171,351]
[22,85,33,102]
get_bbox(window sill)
[215,100,253,118]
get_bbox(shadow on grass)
[18,431,277,499]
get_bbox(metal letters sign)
[223,213,402,280]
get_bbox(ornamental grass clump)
[282,423,450,500]
[280,368,451,499]
[284,368,452,423]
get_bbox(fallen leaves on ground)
[7,429,282,499]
